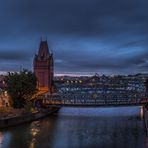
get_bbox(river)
[0,106,147,148]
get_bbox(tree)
[5,69,37,108]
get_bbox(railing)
[38,86,148,107]
[42,97,148,107]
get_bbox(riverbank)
[0,107,29,119]
[0,107,60,129]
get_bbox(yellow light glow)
[0,132,4,148]
[79,80,82,83]
[140,106,144,120]
[29,121,41,148]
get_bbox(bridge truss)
[40,84,148,106]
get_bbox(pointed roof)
[38,40,50,57]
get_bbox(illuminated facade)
[33,40,54,93]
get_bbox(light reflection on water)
[140,106,144,120]
[29,121,41,148]
[58,106,141,117]
[0,106,147,148]
[0,132,4,147]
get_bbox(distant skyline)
[0,0,148,75]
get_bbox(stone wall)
[0,107,60,129]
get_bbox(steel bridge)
[42,96,148,107]
[40,92,148,107]
[38,83,148,107]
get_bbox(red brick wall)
[33,41,53,93]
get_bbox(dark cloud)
[0,0,148,74]
[0,50,31,61]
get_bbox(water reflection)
[29,121,41,148]
[0,106,147,148]
[52,106,147,148]
[0,132,4,148]
[140,106,144,120]
[28,116,58,148]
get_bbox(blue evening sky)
[0,0,148,75]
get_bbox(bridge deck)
[47,103,144,108]
[43,99,147,107]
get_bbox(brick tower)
[33,40,54,93]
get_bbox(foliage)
[5,69,37,108]
[24,101,34,112]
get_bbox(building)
[0,75,9,107]
[33,40,54,93]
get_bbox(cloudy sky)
[0,0,148,75]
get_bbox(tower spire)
[38,40,50,57]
